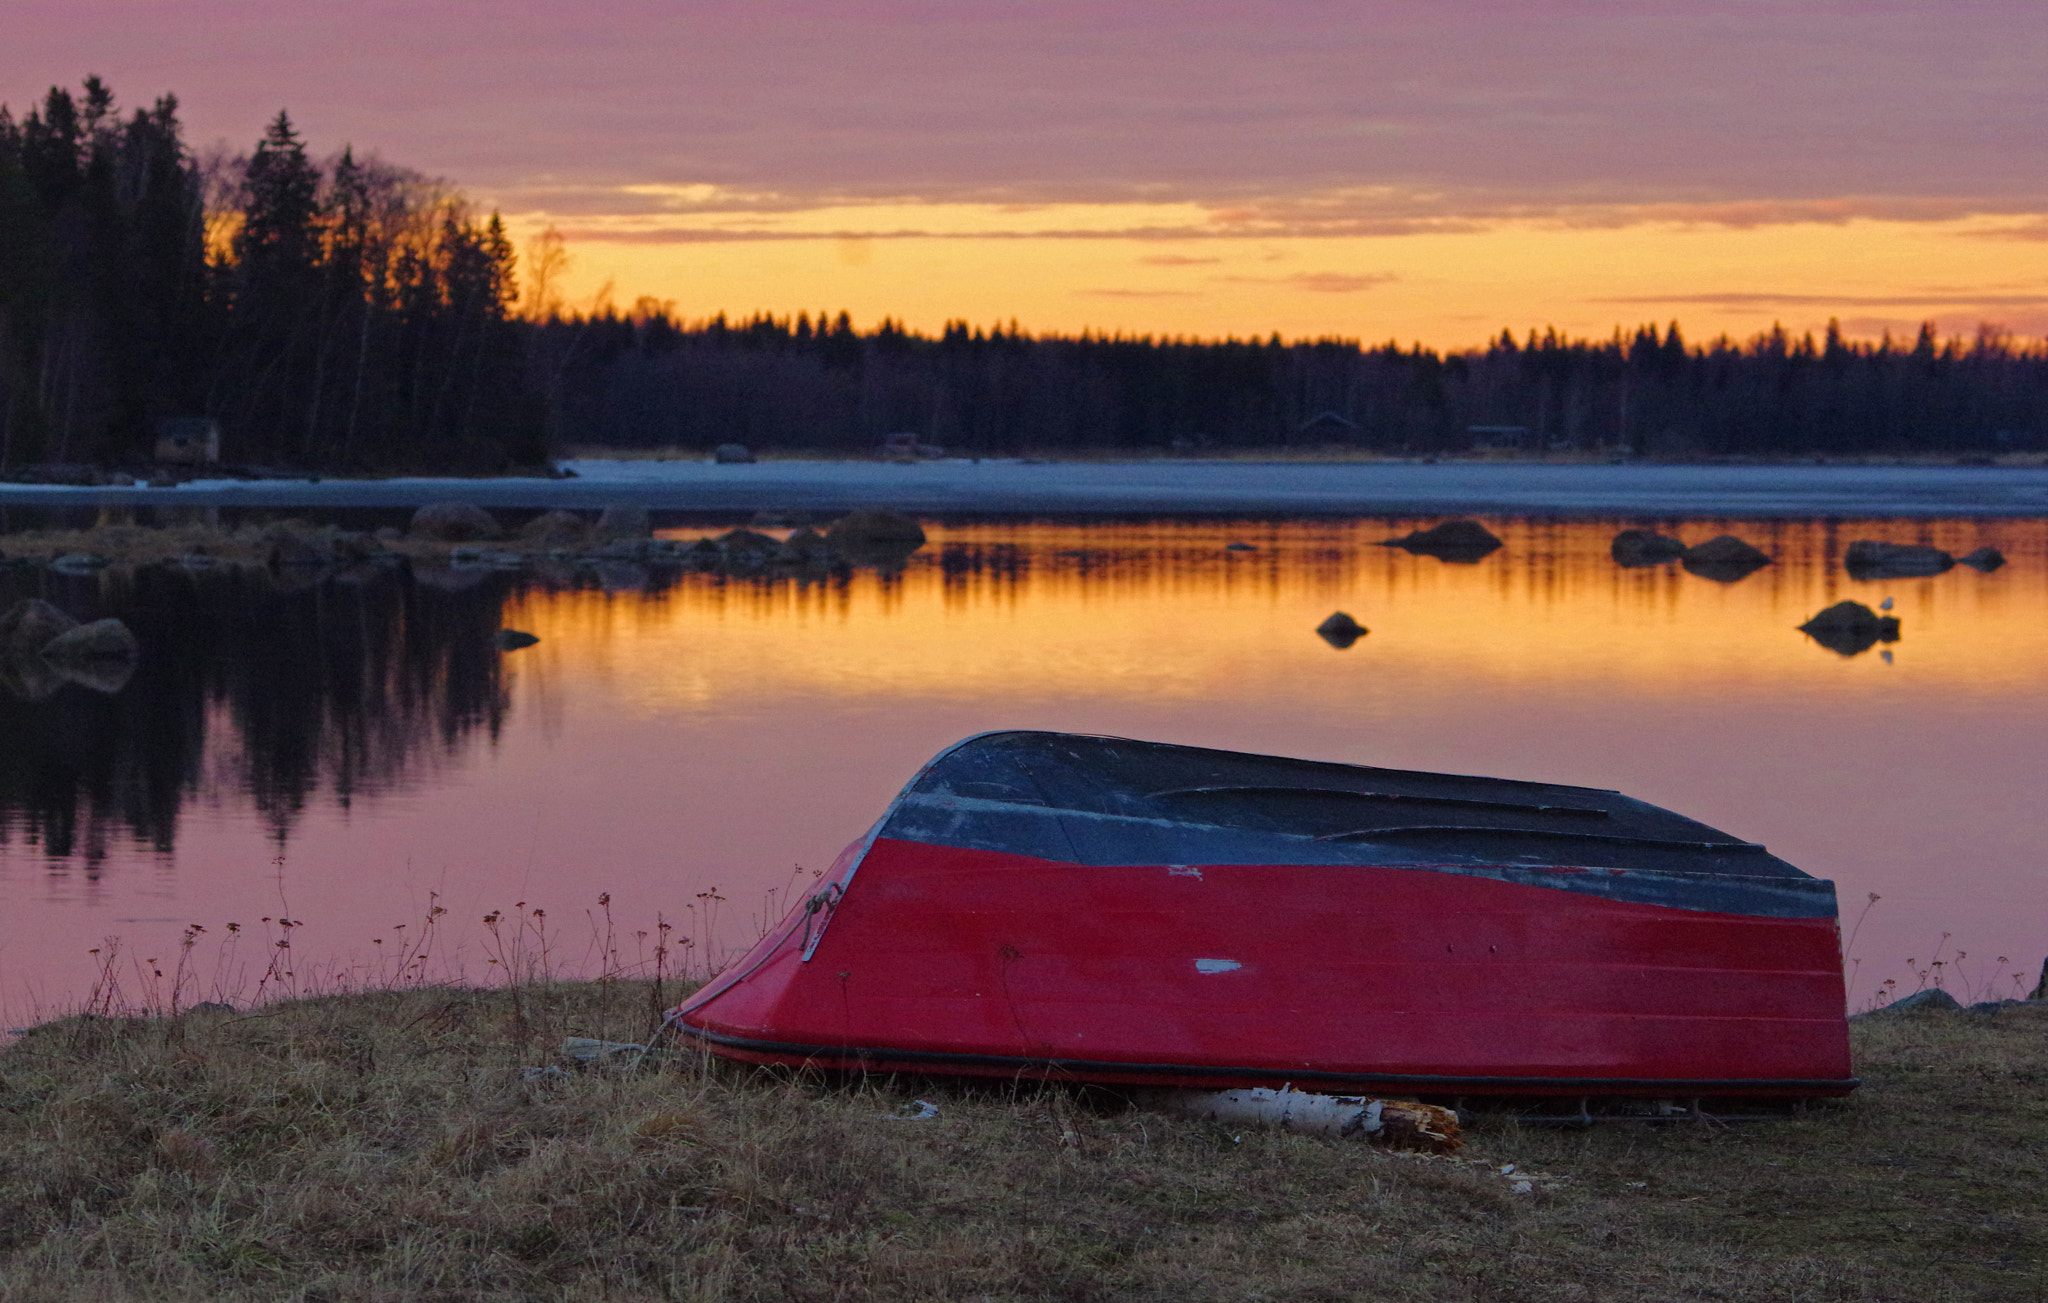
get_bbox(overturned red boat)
[672,732,1855,1098]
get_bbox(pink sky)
[8,2,2048,343]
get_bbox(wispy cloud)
[1076,288,1203,299]
[1138,254,1223,266]
[1596,290,2048,308]
[1222,272,1398,293]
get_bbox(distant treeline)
[542,311,2048,458]
[0,78,541,473]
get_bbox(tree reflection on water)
[0,564,512,868]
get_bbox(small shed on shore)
[153,417,221,465]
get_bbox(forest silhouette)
[5,77,2048,470]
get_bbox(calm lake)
[3,514,2044,1022]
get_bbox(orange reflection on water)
[4,516,2045,1019]
[498,516,2048,1008]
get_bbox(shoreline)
[0,458,2046,517]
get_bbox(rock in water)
[1315,612,1368,649]
[1958,546,2007,572]
[0,598,79,657]
[713,443,755,464]
[40,618,140,662]
[1798,600,1900,657]
[519,510,590,544]
[595,504,652,539]
[1680,534,1771,581]
[409,502,502,541]
[1610,528,1688,567]
[494,629,541,651]
[826,509,928,564]
[1843,539,1954,579]
[1380,519,1503,562]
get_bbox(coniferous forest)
[0,78,539,475]
[6,77,2048,473]
[540,313,2048,460]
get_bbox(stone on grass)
[409,502,502,542]
[1876,988,1962,1014]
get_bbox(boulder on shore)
[1844,539,1954,579]
[519,510,590,545]
[1873,988,1962,1015]
[409,502,502,542]
[494,629,541,651]
[41,618,140,662]
[1680,534,1771,582]
[1315,611,1368,649]
[1610,528,1688,567]
[713,443,755,464]
[1958,546,2007,572]
[0,598,79,657]
[1798,600,1900,657]
[595,503,652,539]
[1380,519,1503,562]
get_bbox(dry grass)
[1,987,2041,1302]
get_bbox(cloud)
[1596,290,2048,309]
[11,3,2048,233]
[1222,272,1398,293]
[1075,288,1203,299]
[1138,254,1223,266]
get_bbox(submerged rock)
[1680,534,1771,582]
[1315,611,1368,649]
[1798,600,1900,657]
[1844,539,1953,579]
[1958,546,2007,572]
[1380,519,1503,562]
[1610,528,1688,567]
[409,502,502,542]
[0,598,79,657]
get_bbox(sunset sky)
[8,1,2048,346]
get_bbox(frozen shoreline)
[5,459,2048,517]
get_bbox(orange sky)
[527,207,2048,348]
[10,2,2048,348]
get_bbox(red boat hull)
[676,836,1855,1096]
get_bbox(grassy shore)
[0,984,2040,1302]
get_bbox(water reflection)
[0,564,511,865]
[1,514,2044,1016]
